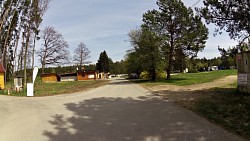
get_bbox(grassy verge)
[132,69,237,86]
[194,90,250,139]
[132,69,249,139]
[0,77,108,97]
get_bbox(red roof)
[0,64,5,73]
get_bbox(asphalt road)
[0,78,245,141]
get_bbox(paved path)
[0,78,245,141]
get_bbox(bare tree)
[37,26,70,73]
[73,42,91,68]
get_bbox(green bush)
[139,71,150,79]
[156,71,166,79]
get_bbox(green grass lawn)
[133,69,237,86]
[33,80,107,96]
[0,77,108,97]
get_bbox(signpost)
[238,74,248,85]
[237,52,250,93]
[27,83,34,97]
[33,67,38,83]
[27,67,38,97]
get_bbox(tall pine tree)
[96,51,110,73]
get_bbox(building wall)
[0,72,4,89]
[42,74,58,82]
[237,52,250,93]
[60,76,77,81]
[97,72,109,79]
[14,78,22,87]
[77,72,97,81]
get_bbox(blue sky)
[40,0,238,64]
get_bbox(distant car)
[129,73,139,79]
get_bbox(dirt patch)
[141,75,237,108]
[146,75,237,92]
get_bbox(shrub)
[139,71,150,79]
[156,71,166,79]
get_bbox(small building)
[237,51,250,93]
[14,76,22,87]
[59,73,77,81]
[41,73,59,82]
[14,75,23,92]
[0,64,5,89]
[183,68,189,73]
[98,72,110,79]
[77,70,98,81]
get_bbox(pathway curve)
[0,78,244,141]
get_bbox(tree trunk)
[0,0,13,33]
[17,54,20,73]
[23,26,31,89]
[41,47,47,74]
[31,33,37,80]
[13,21,22,74]
[5,51,9,82]
[32,33,37,70]
[151,68,156,81]
[167,32,174,80]
[2,10,16,72]
[41,63,45,74]
[19,32,25,73]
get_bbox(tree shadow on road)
[149,87,250,140]
[150,87,238,108]
[43,95,243,141]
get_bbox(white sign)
[33,67,39,83]
[238,74,247,85]
[27,83,34,97]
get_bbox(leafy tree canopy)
[140,0,209,79]
[197,0,250,44]
[128,28,163,81]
